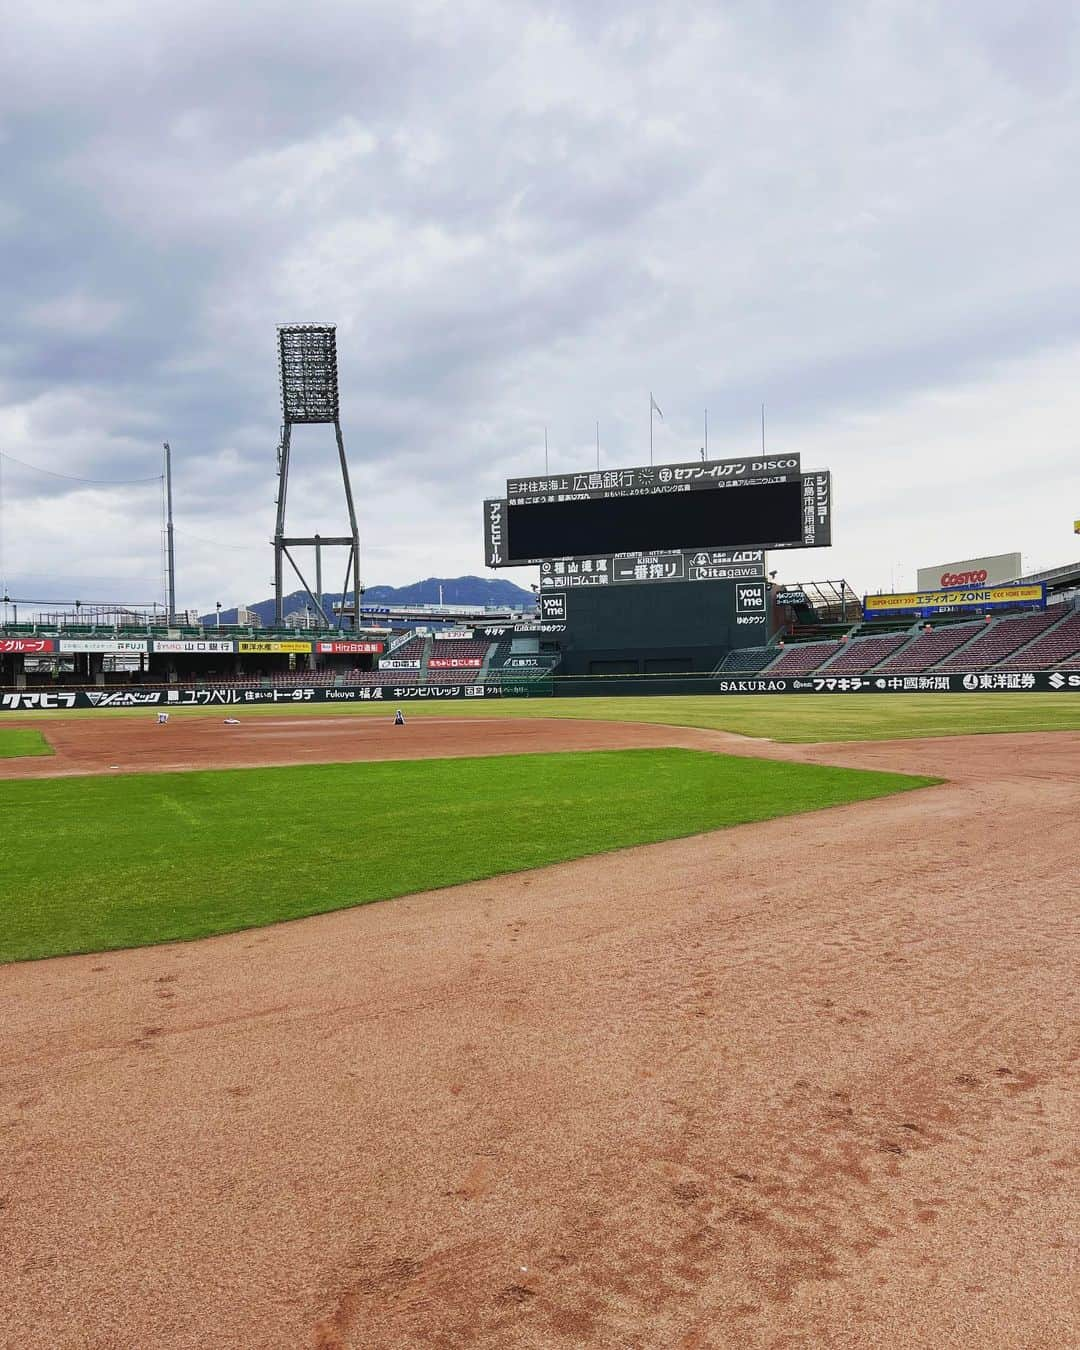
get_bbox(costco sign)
[916,551,1021,592]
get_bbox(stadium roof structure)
[774,579,861,624]
[1012,558,1080,597]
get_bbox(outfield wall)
[1,670,1078,713]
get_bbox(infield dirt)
[0,713,732,779]
[1,719,1077,1349]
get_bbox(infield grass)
[1,747,935,962]
[35,691,1080,742]
[0,728,51,759]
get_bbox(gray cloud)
[1,0,1079,611]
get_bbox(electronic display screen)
[505,479,803,563]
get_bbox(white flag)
[650,393,663,419]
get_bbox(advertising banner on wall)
[483,498,506,567]
[378,658,422,670]
[0,684,512,713]
[915,552,1022,592]
[863,583,1044,619]
[3,670,1078,714]
[428,657,483,669]
[153,639,236,654]
[434,630,474,640]
[237,640,312,654]
[58,639,149,654]
[0,638,56,653]
[316,641,384,654]
[537,549,767,589]
[506,454,802,503]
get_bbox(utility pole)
[163,442,176,624]
[314,534,323,628]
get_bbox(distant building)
[236,605,262,628]
[284,607,319,630]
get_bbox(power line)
[0,450,163,486]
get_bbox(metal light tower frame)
[273,324,361,628]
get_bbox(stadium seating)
[714,646,777,673]
[936,609,1062,671]
[428,640,488,660]
[426,669,482,684]
[762,641,843,675]
[875,621,982,672]
[996,607,1080,668]
[817,633,910,674]
[385,637,427,661]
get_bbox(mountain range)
[201,576,536,627]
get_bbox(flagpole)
[650,396,653,465]
[761,402,766,454]
[596,420,600,470]
[704,407,708,457]
[544,425,548,475]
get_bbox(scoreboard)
[484,454,831,568]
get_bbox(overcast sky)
[2,0,1079,614]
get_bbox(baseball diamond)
[3,113,1080,1350]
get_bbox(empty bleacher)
[875,621,983,672]
[762,641,843,675]
[817,633,910,674]
[715,646,778,674]
[997,607,1080,668]
[936,609,1062,671]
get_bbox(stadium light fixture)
[277,324,339,424]
[273,325,361,628]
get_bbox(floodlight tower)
[273,324,361,628]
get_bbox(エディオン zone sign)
[863,583,1044,618]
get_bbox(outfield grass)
[1,747,935,962]
[0,728,51,759]
[33,690,1080,742]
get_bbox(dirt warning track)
[0,726,1077,1349]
